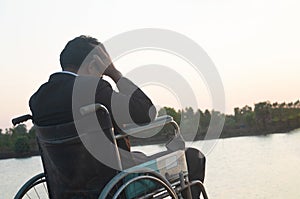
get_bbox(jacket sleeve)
[96,77,156,125]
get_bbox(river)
[1,130,300,198]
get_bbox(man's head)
[60,35,101,74]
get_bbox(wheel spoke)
[15,173,48,199]
[33,186,40,199]
[42,181,48,196]
[25,193,32,199]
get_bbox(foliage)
[1,100,300,157]
[143,100,300,141]
[14,136,30,154]
[0,125,37,156]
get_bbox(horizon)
[2,99,299,131]
[1,0,299,129]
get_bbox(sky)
[0,0,299,129]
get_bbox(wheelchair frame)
[12,104,209,199]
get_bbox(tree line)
[0,124,38,158]
[1,100,300,158]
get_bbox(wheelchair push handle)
[79,103,109,116]
[12,114,33,126]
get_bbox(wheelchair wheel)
[99,168,178,199]
[14,173,49,199]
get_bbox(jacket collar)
[53,71,78,76]
[49,72,77,82]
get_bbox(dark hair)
[60,35,100,71]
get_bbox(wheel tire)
[14,173,49,199]
[99,168,177,199]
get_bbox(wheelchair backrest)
[35,107,121,199]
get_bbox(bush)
[14,136,30,154]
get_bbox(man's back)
[30,73,75,126]
[30,72,112,126]
[30,71,156,151]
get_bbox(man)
[30,36,156,151]
[30,35,205,198]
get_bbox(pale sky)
[0,0,299,129]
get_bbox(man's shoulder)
[29,82,47,104]
[29,73,74,104]
[75,76,112,89]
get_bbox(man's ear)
[87,60,102,76]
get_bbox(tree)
[11,124,27,136]
[224,116,236,129]
[241,105,252,114]
[14,136,30,154]
[244,111,255,127]
[202,109,211,128]
[294,100,300,108]
[179,107,200,140]
[272,102,278,108]
[158,107,181,124]
[254,101,272,130]
[234,107,241,122]
[28,126,36,139]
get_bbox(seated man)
[29,35,205,198]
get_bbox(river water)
[1,130,300,199]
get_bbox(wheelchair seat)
[123,150,188,198]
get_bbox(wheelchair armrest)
[123,115,173,129]
[115,115,180,140]
[79,104,181,140]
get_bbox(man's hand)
[93,45,123,82]
[103,62,122,83]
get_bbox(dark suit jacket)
[29,72,156,151]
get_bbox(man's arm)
[115,76,156,124]
[93,46,156,125]
[96,76,156,126]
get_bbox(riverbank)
[0,151,40,160]
[2,100,300,159]
[130,126,300,146]
[1,127,299,160]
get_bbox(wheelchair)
[12,104,209,199]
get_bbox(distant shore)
[0,151,40,160]
[2,100,300,160]
[1,128,298,160]
[130,126,300,145]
